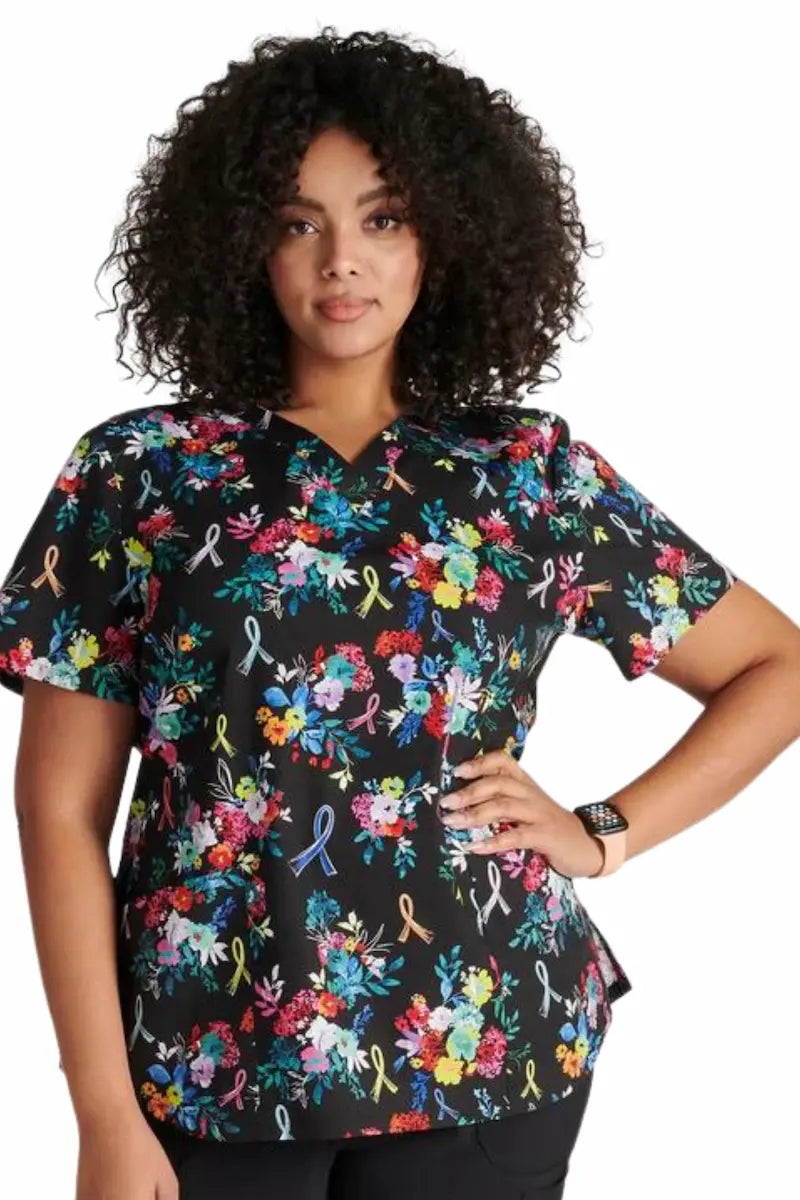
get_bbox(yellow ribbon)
[355,564,394,619]
[520,1057,543,1100]
[225,936,252,995]
[369,1043,399,1102]
[211,712,236,756]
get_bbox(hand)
[438,747,606,879]
[76,1109,179,1199]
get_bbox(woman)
[2,26,798,1200]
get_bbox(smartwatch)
[573,801,629,877]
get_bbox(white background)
[1,3,797,1197]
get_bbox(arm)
[438,581,800,880]
[609,579,800,860]
[14,679,177,1197]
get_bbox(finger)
[442,776,531,812]
[441,790,534,829]
[456,748,530,784]
[469,826,536,854]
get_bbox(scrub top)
[0,398,739,1145]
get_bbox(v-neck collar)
[250,404,437,491]
[266,408,407,470]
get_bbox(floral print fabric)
[0,399,739,1145]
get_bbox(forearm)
[609,654,800,862]
[16,811,141,1133]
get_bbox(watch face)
[574,801,629,835]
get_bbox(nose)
[318,225,366,278]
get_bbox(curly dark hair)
[95,26,601,423]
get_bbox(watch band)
[588,830,627,876]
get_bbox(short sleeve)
[547,416,740,680]
[0,419,148,705]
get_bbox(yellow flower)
[284,707,306,731]
[380,776,405,798]
[165,1085,182,1107]
[452,522,482,549]
[463,967,494,1007]
[509,649,521,669]
[433,1056,464,1085]
[68,631,100,671]
[651,573,680,608]
[574,1036,589,1059]
[433,580,463,609]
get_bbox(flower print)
[323,651,358,686]
[278,559,308,589]
[313,550,359,588]
[555,1009,595,1079]
[186,924,230,968]
[443,549,479,591]
[473,565,504,611]
[313,675,345,710]
[433,1056,464,1085]
[462,967,494,1008]
[433,579,463,608]
[477,509,515,547]
[387,651,416,682]
[405,684,431,714]
[427,1005,453,1033]
[0,402,646,1143]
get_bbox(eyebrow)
[279,185,399,212]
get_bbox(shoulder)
[41,401,213,519]
[452,401,566,450]
[65,399,251,471]
[74,399,201,451]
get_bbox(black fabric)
[0,399,737,1145]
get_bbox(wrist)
[572,800,629,877]
[75,1088,142,1138]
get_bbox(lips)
[317,299,374,321]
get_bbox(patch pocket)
[474,1079,593,1179]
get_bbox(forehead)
[278,183,403,212]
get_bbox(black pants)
[151,1076,593,1199]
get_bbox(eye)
[280,211,405,237]
[369,211,405,231]
[281,218,314,236]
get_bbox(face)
[265,127,427,365]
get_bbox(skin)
[12,127,800,1200]
[436,583,800,879]
[263,125,428,462]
